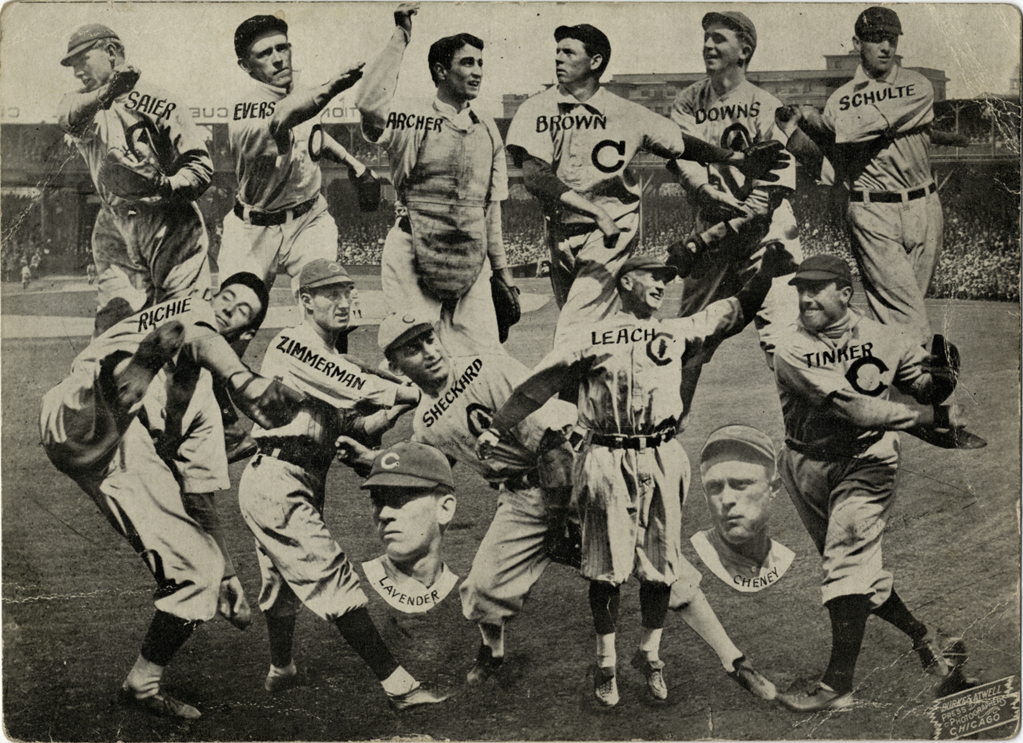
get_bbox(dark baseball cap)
[702,11,757,52]
[61,24,121,66]
[235,15,289,59]
[298,259,354,291]
[700,424,776,467]
[787,254,853,286]
[554,24,611,61]
[361,442,455,491]
[378,312,435,357]
[855,7,902,39]
[616,255,677,283]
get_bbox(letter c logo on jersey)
[591,140,626,173]
[379,453,401,470]
[846,357,889,396]
[646,332,675,367]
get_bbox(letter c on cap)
[380,453,400,470]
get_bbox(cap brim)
[788,270,845,285]
[361,472,448,489]
[384,323,434,355]
[301,276,354,290]
[701,439,774,466]
[61,43,93,66]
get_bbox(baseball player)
[670,12,801,367]
[20,262,31,290]
[219,15,373,298]
[505,23,788,344]
[477,252,787,706]
[39,272,271,719]
[58,23,213,322]
[356,3,515,353]
[236,259,447,710]
[336,312,579,686]
[772,254,967,711]
[691,425,794,593]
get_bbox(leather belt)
[234,197,317,226]
[570,428,677,451]
[255,436,332,471]
[849,181,935,204]
[491,469,542,491]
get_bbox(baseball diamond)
[2,2,1020,741]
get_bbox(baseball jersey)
[670,78,796,199]
[255,321,399,443]
[506,85,689,225]
[774,311,931,458]
[411,351,576,484]
[690,529,794,593]
[513,300,746,436]
[228,74,322,211]
[361,556,459,614]
[58,74,213,207]
[822,64,935,191]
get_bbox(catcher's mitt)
[544,511,582,569]
[98,65,141,109]
[491,275,521,343]
[349,166,382,212]
[737,140,790,183]
[99,148,170,200]
[666,233,706,279]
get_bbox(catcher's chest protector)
[403,114,494,301]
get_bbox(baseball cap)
[235,15,289,59]
[61,24,121,66]
[700,424,776,467]
[378,312,435,356]
[361,442,455,491]
[554,24,612,63]
[702,12,757,52]
[298,259,354,291]
[787,254,853,286]
[616,255,677,283]
[855,7,903,39]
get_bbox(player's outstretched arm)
[356,2,418,141]
[58,65,140,134]
[268,61,365,147]
[320,133,367,175]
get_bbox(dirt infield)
[2,279,1019,741]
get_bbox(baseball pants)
[678,202,802,360]
[778,445,898,608]
[846,191,943,348]
[238,454,369,622]
[381,220,500,355]
[549,212,639,345]
[576,438,690,587]
[460,485,552,626]
[218,196,338,294]
[92,200,211,318]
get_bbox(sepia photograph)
[1,1,1019,740]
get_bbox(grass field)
[2,278,1019,741]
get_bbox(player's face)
[855,33,899,79]
[241,32,293,88]
[69,45,116,92]
[701,454,773,545]
[211,283,263,339]
[303,284,352,333]
[621,269,669,315]
[371,487,450,565]
[795,280,852,332]
[436,44,483,102]
[555,38,600,86]
[392,330,450,392]
[703,22,749,74]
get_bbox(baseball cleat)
[387,683,450,711]
[941,636,969,669]
[265,668,301,693]
[630,651,667,701]
[728,656,778,701]
[225,431,258,464]
[777,681,853,713]
[466,644,504,686]
[116,320,185,407]
[119,686,201,719]
[913,627,951,677]
[908,424,987,450]
[592,665,619,707]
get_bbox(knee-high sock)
[334,607,400,681]
[872,589,927,641]
[822,594,872,694]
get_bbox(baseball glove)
[230,374,307,430]
[666,233,705,279]
[544,510,582,569]
[737,140,790,183]
[99,148,170,200]
[349,166,382,212]
[98,65,141,109]
[491,274,521,343]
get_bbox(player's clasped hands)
[475,428,501,460]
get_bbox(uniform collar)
[249,69,303,97]
[555,85,608,115]
[433,96,480,126]
[852,63,900,89]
